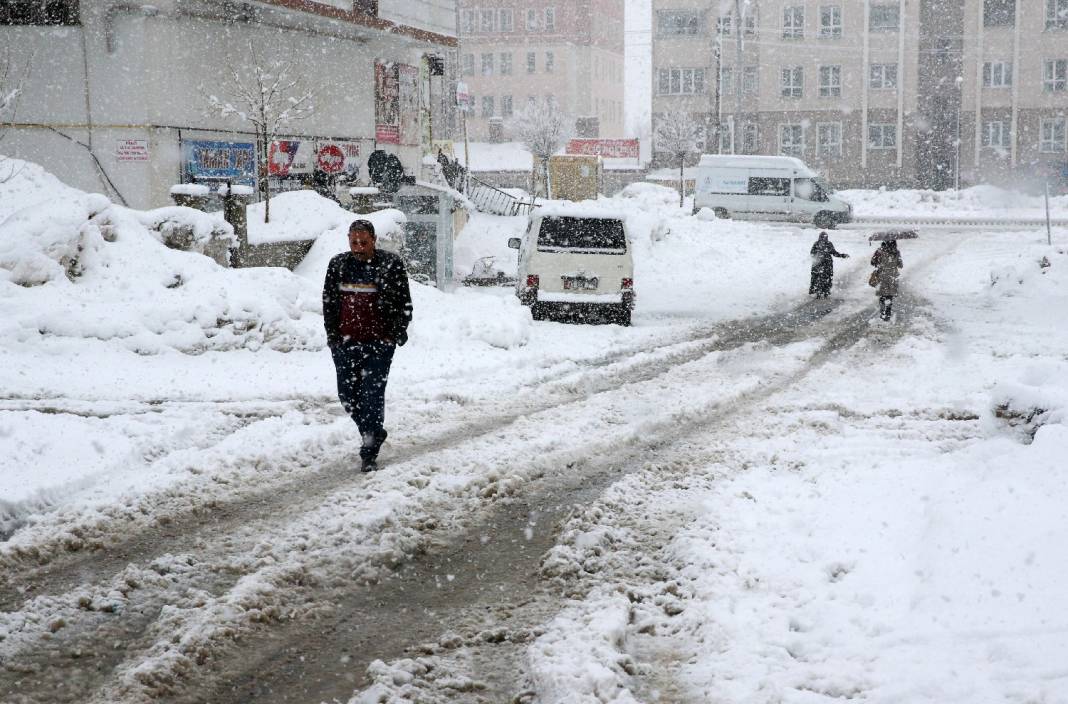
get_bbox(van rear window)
[537,216,627,253]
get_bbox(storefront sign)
[566,139,641,159]
[182,140,256,185]
[316,140,363,177]
[116,139,149,162]
[375,60,401,145]
[398,63,420,146]
[268,140,314,176]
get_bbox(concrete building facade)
[1,0,458,208]
[651,0,1068,189]
[457,0,626,141]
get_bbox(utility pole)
[712,24,722,153]
[734,0,744,153]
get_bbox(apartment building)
[457,0,626,140]
[1,0,458,208]
[651,0,1068,189]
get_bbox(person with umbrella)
[809,231,849,298]
[868,230,914,320]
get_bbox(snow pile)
[839,184,1068,218]
[617,181,680,209]
[245,190,401,245]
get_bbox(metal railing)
[462,173,537,217]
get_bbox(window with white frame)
[482,96,495,118]
[658,67,706,95]
[481,53,494,76]
[1040,117,1067,152]
[783,6,804,38]
[983,61,1013,87]
[717,14,732,35]
[1047,0,1068,30]
[658,10,703,35]
[545,51,554,73]
[781,66,804,98]
[780,124,804,156]
[480,9,495,32]
[527,8,539,30]
[819,6,842,38]
[743,65,759,95]
[818,123,843,155]
[982,120,1010,148]
[870,4,900,31]
[499,9,513,32]
[461,9,476,34]
[500,53,513,75]
[743,123,759,153]
[720,66,733,94]
[743,11,757,35]
[1044,60,1067,91]
[984,0,1015,27]
[720,122,735,153]
[527,52,536,73]
[819,65,842,97]
[869,123,897,149]
[544,8,555,31]
[501,95,513,117]
[461,53,474,76]
[870,63,898,89]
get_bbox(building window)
[527,8,539,30]
[870,4,899,31]
[779,124,804,157]
[982,120,1010,148]
[743,123,759,153]
[480,9,495,33]
[1047,0,1068,30]
[720,66,733,94]
[502,95,514,118]
[544,8,555,31]
[482,96,495,118]
[870,63,898,89]
[461,54,474,76]
[818,123,842,156]
[499,8,513,32]
[545,51,554,73]
[743,10,757,35]
[983,61,1012,87]
[717,14,732,35]
[527,52,536,73]
[783,6,804,38]
[1040,117,1067,151]
[781,66,804,98]
[657,9,703,35]
[461,9,476,34]
[869,123,897,149]
[1043,59,1067,91]
[658,67,706,95]
[481,53,494,76]
[500,53,513,75]
[743,66,759,95]
[720,122,735,154]
[984,0,1015,26]
[0,0,80,24]
[819,65,842,97]
[819,6,842,38]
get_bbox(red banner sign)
[566,139,640,159]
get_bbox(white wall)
[379,0,457,39]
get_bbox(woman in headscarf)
[809,231,849,298]
[870,240,904,320]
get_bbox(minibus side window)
[748,177,791,196]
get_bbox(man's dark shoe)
[361,457,378,473]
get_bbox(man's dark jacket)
[323,249,413,348]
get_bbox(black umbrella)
[869,229,919,242]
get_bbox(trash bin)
[393,183,457,290]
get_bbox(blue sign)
[183,140,256,186]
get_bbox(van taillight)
[527,275,540,288]
[621,278,633,289]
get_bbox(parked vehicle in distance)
[508,209,635,326]
[693,155,852,229]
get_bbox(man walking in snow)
[323,220,412,471]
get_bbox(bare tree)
[1,49,31,183]
[510,98,570,198]
[655,112,703,208]
[203,40,315,223]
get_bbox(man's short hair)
[349,219,376,237]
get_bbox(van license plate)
[563,277,598,290]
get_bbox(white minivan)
[508,209,635,326]
[693,155,852,229]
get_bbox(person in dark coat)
[323,220,413,471]
[809,231,849,298]
[870,239,904,321]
